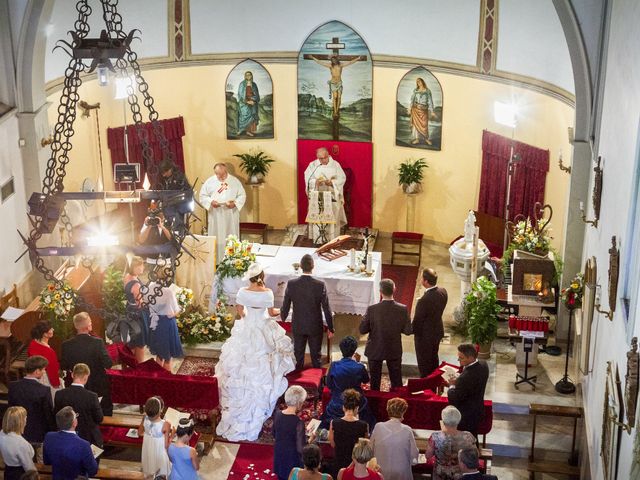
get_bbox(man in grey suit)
[281,254,334,369]
[359,279,412,390]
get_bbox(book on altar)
[1,306,24,321]
[91,444,104,458]
[253,244,280,257]
[164,407,190,427]
[306,419,321,436]
[126,428,139,439]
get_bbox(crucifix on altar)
[304,37,367,140]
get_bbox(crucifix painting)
[298,21,372,142]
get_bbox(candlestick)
[366,253,372,274]
[350,248,356,269]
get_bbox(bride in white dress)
[215,263,296,441]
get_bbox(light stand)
[555,307,576,394]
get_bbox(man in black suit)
[446,344,490,436]
[280,254,335,369]
[61,312,114,415]
[412,268,448,377]
[54,363,104,448]
[458,447,498,479]
[8,355,56,446]
[359,278,412,390]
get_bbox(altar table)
[218,246,382,315]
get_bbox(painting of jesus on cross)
[298,21,372,142]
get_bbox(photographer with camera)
[139,202,173,263]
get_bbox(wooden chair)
[240,222,268,244]
[0,284,19,311]
[391,231,423,265]
[0,284,25,382]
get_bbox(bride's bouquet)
[216,235,256,281]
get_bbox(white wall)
[497,0,575,93]
[44,0,169,82]
[0,113,32,294]
[581,0,640,478]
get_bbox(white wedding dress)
[215,288,295,441]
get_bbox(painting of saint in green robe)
[226,59,274,139]
[396,66,443,151]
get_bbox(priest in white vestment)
[199,163,246,262]
[304,147,347,241]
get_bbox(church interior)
[0,0,639,478]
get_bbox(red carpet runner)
[227,443,276,480]
[380,264,419,309]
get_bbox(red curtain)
[478,130,549,221]
[106,116,186,189]
[297,139,373,228]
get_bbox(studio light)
[494,101,518,128]
[114,74,136,100]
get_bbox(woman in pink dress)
[27,320,61,392]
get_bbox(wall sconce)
[580,155,603,228]
[558,152,571,173]
[41,135,54,148]
[594,236,619,321]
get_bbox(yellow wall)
[48,63,573,248]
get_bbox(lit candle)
[350,248,356,269]
[366,253,373,274]
[579,201,584,212]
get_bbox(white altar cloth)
[216,246,382,315]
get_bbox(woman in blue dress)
[146,274,184,372]
[123,256,149,363]
[321,336,375,430]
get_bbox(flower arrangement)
[508,218,552,256]
[215,235,256,299]
[176,297,233,346]
[176,287,194,312]
[561,273,584,310]
[39,281,77,321]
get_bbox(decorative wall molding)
[478,0,498,74]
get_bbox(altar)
[217,246,382,315]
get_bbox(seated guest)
[8,356,55,446]
[328,389,369,478]
[288,443,332,480]
[54,363,104,448]
[370,398,418,480]
[359,278,412,391]
[457,447,497,480]
[168,418,201,480]
[445,343,489,436]
[321,336,375,430]
[61,312,114,415]
[0,407,36,480]
[27,320,61,394]
[337,438,382,480]
[274,386,308,480]
[425,406,475,480]
[43,406,98,480]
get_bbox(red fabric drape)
[106,116,186,189]
[478,130,549,221]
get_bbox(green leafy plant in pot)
[398,158,428,194]
[465,276,502,358]
[234,150,275,184]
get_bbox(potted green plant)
[465,276,502,358]
[233,150,275,184]
[398,158,428,194]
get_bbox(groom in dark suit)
[281,254,334,369]
[412,268,448,377]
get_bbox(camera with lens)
[145,208,162,227]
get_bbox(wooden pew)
[0,463,144,479]
[528,403,582,479]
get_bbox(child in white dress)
[139,396,172,479]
